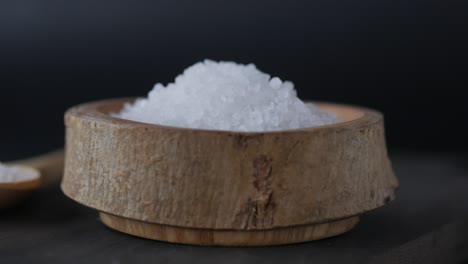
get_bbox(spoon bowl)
[0,150,64,209]
[0,166,41,209]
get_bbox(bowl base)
[99,212,359,246]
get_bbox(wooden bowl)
[61,98,398,246]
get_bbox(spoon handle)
[8,149,64,187]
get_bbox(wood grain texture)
[61,98,398,245]
[100,213,359,246]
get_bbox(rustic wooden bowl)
[61,98,398,246]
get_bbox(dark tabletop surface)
[1,151,467,264]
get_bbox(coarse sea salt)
[0,162,37,183]
[115,60,339,132]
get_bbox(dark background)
[1,0,467,160]
[1,2,468,262]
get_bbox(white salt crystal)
[115,60,339,132]
[0,162,38,183]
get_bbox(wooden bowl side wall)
[61,98,398,230]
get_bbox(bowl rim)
[66,97,383,135]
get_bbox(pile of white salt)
[116,60,338,131]
[0,162,37,183]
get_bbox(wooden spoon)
[0,149,64,209]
